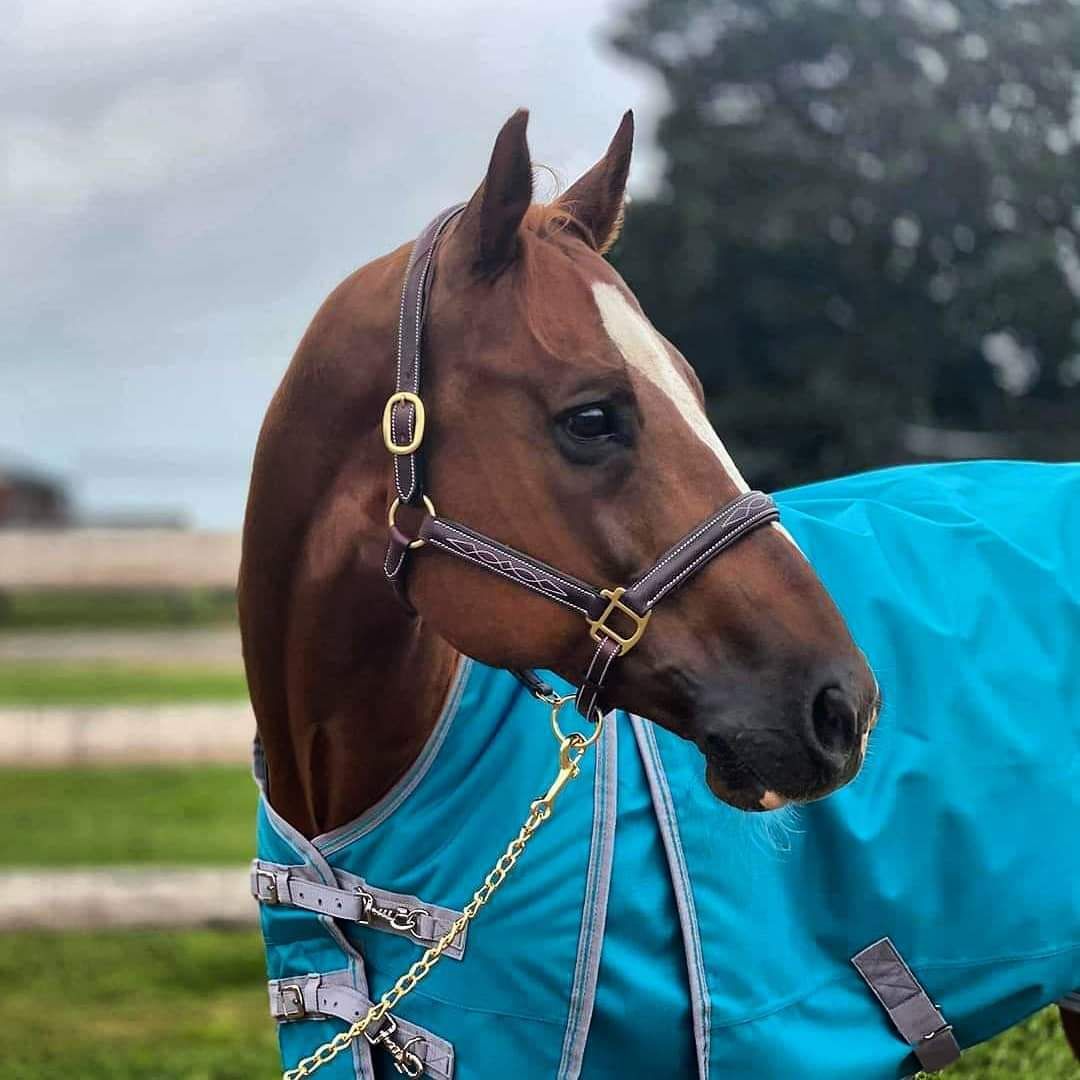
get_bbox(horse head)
[240,109,879,832]
[388,110,879,811]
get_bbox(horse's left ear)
[559,110,634,254]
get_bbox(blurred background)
[2,1,1077,1076]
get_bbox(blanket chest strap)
[852,937,961,1074]
[251,859,468,958]
[269,971,455,1080]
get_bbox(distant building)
[0,462,70,527]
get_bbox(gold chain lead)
[282,698,600,1080]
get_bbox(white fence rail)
[0,530,240,589]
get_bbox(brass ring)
[550,694,604,749]
[387,495,436,550]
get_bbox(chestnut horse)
[239,109,876,838]
[239,110,1079,1072]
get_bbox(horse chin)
[704,759,791,813]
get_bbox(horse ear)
[458,109,533,273]
[559,110,634,254]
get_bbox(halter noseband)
[383,205,780,722]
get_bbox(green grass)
[926,1006,1079,1078]
[0,766,255,866]
[0,930,278,1079]
[0,930,1072,1079]
[0,660,248,705]
[0,588,238,631]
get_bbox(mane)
[522,200,583,241]
[513,201,597,359]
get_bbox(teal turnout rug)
[254,460,1080,1079]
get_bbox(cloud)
[1,0,659,525]
[4,75,268,212]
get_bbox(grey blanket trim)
[556,713,618,1080]
[631,716,711,1080]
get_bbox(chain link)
[282,702,599,1080]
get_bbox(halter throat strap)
[383,207,780,721]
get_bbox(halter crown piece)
[382,205,780,723]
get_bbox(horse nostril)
[810,684,860,760]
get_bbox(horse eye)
[562,405,616,442]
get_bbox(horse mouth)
[703,754,791,813]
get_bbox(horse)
[239,111,1080,1078]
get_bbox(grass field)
[0,766,254,865]
[0,930,278,1080]
[0,588,237,631]
[0,660,248,705]
[943,1006,1079,1078]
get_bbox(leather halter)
[383,205,780,721]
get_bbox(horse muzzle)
[696,674,878,812]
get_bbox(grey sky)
[2,0,661,527]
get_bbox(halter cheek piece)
[383,205,780,723]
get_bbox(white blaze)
[591,282,749,492]
[591,281,805,555]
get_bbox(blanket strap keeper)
[852,937,961,1074]
[269,971,455,1080]
[251,859,468,959]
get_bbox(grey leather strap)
[269,971,455,1080]
[251,859,467,959]
[852,937,961,1074]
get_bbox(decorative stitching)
[393,206,464,505]
[384,541,408,580]
[394,233,417,504]
[583,641,605,684]
[645,507,778,607]
[578,640,616,715]
[631,492,773,594]
[441,537,571,598]
[426,537,590,616]
[597,640,619,685]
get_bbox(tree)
[609,0,1080,487]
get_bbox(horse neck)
[239,251,461,838]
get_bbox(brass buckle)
[382,391,426,456]
[279,984,306,1020]
[587,587,652,654]
[387,495,436,550]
